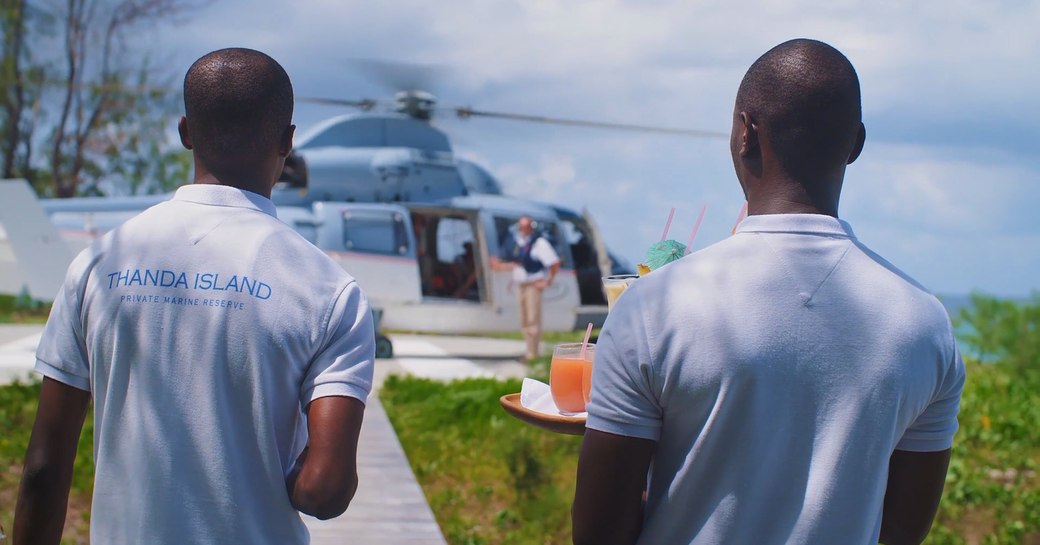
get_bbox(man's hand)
[879,449,952,545]
[572,429,656,545]
[287,395,365,520]
[14,377,91,545]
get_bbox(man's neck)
[192,171,272,199]
[747,178,839,218]
[190,153,278,198]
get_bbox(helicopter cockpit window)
[341,211,408,256]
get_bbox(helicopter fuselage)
[2,112,627,335]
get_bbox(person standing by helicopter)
[493,216,561,362]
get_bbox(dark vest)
[515,233,546,274]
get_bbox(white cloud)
[845,143,1040,236]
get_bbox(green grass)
[924,359,1040,544]
[0,379,93,544]
[380,368,584,545]
[0,294,52,324]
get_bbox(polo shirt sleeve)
[35,249,96,392]
[896,333,966,452]
[300,280,376,407]
[533,238,560,267]
[585,289,662,441]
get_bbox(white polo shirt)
[35,184,375,544]
[587,214,964,545]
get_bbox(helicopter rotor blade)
[349,59,447,93]
[450,106,727,138]
[296,96,380,111]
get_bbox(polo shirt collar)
[735,213,855,239]
[172,184,278,218]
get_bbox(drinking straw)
[579,322,594,359]
[660,207,676,242]
[731,201,748,235]
[685,204,708,255]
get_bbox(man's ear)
[847,122,866,165]
[738,112,759,158]
[279,124,296,157]
[178,116,192,150]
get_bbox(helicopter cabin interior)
[409,208,486,303]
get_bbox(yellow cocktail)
[602,274,638,311]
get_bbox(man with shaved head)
[574,39,964,545]
[15,48,374,544]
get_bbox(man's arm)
[287,395,365,520]
[547,262,561,285]
[489,256,516,272]
[572,429,656,545]
[14,377,91,545]
[879,449,952,545]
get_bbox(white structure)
[0,180,74,300]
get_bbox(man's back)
[587,214,963,544]
[36,185,374,543]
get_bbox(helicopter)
[1,83,725,357]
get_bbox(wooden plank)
[303,395,447,545]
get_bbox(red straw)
[660,207,676,242]
[731,202,748,235]
[685,204,708,255]
[579,322,594,359]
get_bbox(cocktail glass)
[602,274,638,311]
[550,342,596,413]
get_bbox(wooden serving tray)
[499,393,586,436]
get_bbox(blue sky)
[149,0,1039,297]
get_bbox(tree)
[956,293,1040,372]
[46,0,196,197]
[0,0,39,182]
[88,61,191,196]
[1,0,200,197]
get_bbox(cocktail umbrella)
[645,240,687,270]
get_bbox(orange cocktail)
[550,343,595,413]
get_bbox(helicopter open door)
[407,206,488,304]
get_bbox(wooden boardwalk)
[303,395,448,545]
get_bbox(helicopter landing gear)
[371,307,394,359]
[375,333,394,359]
